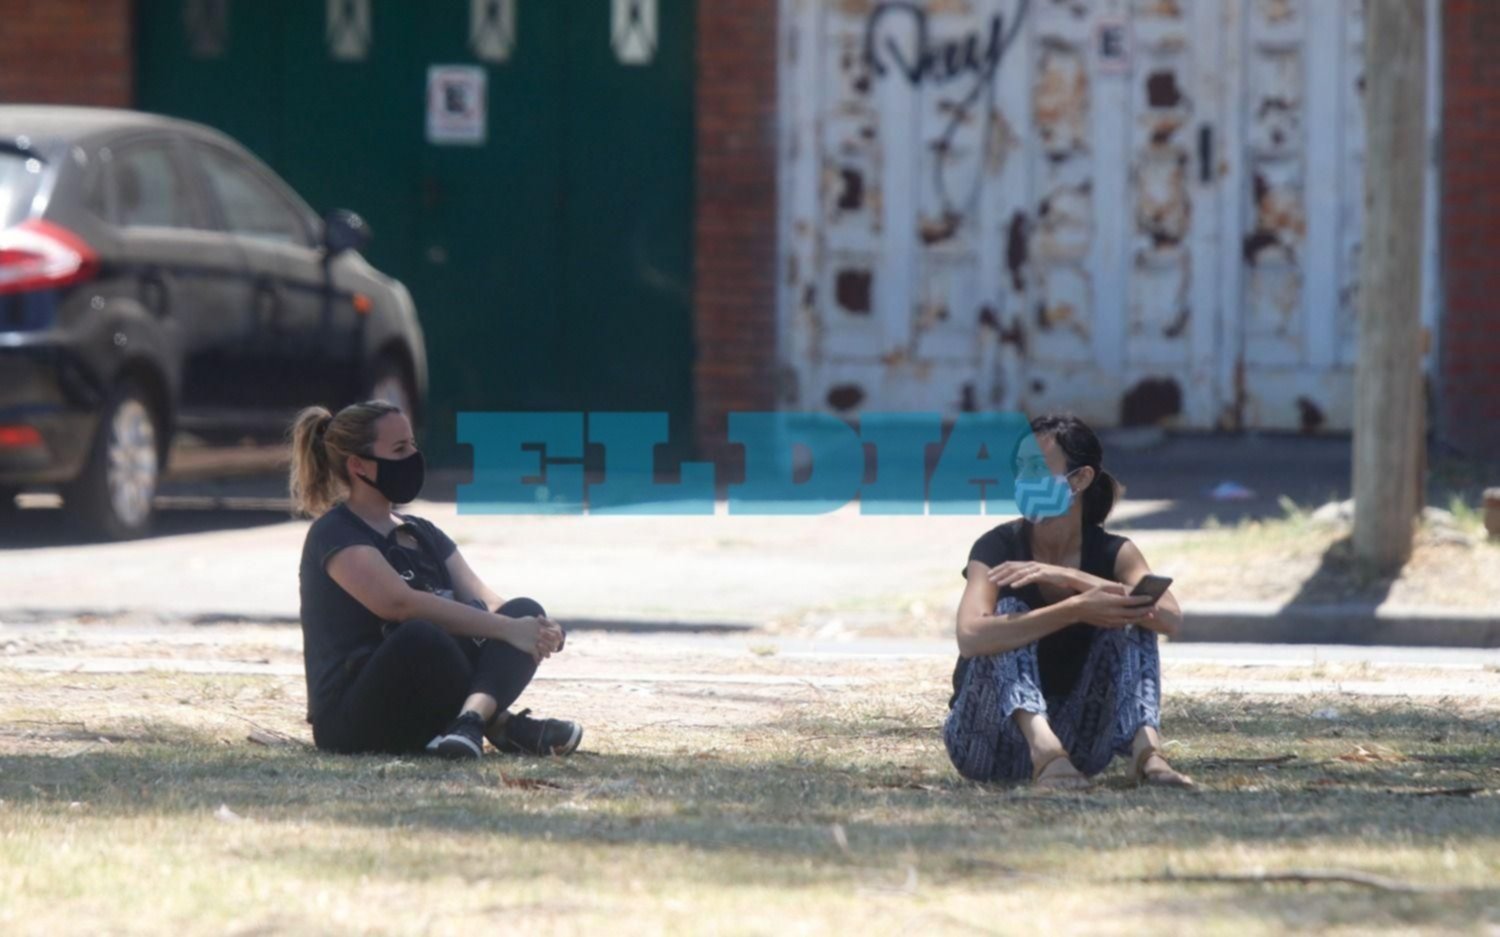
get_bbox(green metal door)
[136,0,697,465]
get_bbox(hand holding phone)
[1129,574,1173,606]
[1128,572,1170,632]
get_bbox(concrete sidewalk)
[3,425,1493,646]
[2,490,1495,645]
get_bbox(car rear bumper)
[0,345,102,485]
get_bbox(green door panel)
[137,0,696,467]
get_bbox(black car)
[0,106,428,538]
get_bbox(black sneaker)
[426,711,486,759]
[495,708,582,756]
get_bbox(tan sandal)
[1031,751,1091,790]
[1131,746,1196,789]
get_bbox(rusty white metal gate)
[778,0,1441,432]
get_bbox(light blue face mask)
[1014,468,1081,521]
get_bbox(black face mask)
[354,450,426,504]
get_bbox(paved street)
[1,491,1194,627]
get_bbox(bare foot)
[1134,750,1195,789]
[1032,753,1091,790]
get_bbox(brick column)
[693,0,781,465]
[1439,0,1500,461]
[0,0,133,106]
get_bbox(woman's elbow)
[954,620,983,658]
[380,589,421,623]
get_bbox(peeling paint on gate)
[780,0,1406,434]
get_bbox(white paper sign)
[426,66,487,145]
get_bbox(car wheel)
[66,383,160,540]
[368,357,418,428]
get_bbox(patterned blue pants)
[943,596,1163,782]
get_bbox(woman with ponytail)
[289,401,582,759]
[943,414,1193,790]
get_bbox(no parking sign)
[426,65,487,145]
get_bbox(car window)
[111,142,196,229]
[0,152,46,227]
[196,145,311,247]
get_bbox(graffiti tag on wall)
[861,0,1031,219]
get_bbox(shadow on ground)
[0,503,291,550]
[1,696,1496,910]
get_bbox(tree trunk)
[1353,0,1428,573]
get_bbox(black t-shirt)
[298,502,459,724]
[952,518,1129,707]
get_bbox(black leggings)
[313,597,545,755]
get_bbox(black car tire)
[65,381,161,540]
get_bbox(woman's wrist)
[1067,570,1103,593]
[490,614,523,643]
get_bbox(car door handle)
[254,281,281,328]
[140,269,169,317]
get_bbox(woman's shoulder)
[967,517,1027,563]
[976,516,1025,542]
[306,501,359,535]
[1091,523,1133,549]
[302,502,373,553]
[1087,523,1134,567]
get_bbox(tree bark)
[1353,0,1428,572]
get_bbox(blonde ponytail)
[289,406,336,517]
[288,400,402,517]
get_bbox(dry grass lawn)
[2,644,1498,935]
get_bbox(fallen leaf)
[246,729,295,748]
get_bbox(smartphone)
[1129,574,1173,604]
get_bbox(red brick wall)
[1440,0,1500,461]
[0,0,133,106]
[693,0,780,464]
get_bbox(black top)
[952,518,1129,707]
[298,502,459,724]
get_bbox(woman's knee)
[965,645,1044,697]
[967,642,1040,672]
[497,597,545,619]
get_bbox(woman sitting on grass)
[944,414,1194,790]
[289,400,582,760]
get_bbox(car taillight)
[0,425,43,448]
[0,219,100,296]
